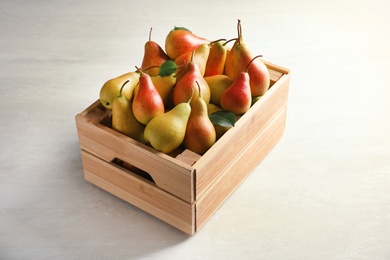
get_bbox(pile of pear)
[99,19,270,156]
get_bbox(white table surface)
[1,0,389,259]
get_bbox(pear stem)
[223,37,238,46]
[142,65,160,73]
[209,38,227,45]
[190,51,195,63]
[187,87,195,104]
[175,63,186,78]
[135,66,145,75]
[148,27,153,41]
[245,55,263,73]
[119,80,130,97]
[237,19,242,44]
[195,81,201,98]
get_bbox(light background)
[1,0,389,259]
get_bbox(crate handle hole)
[112,158,156,184]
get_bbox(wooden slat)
[175,149,202,166]
[264,60,290,75]
[196,105,287,231]
[81,150,195,235]
[193,67,290,199]
[75,111,195,203]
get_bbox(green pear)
[111,80,145,143]
[144,99,192,154]
[99,71,140,110]
[184,82,216,155]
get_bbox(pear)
[207,103,223,115]
[165,26,209,60]
[204,39,230,77]
[151,74,176,107]
[224,36,238,79]
[132,68,164,125]
[141,28,170,77]
[144,98,192,154]
[173,52,210,106]
[252,95,263,105]
[184,82,216,155]
[174,43,210,78]
[204,74,233,107]
[99,71,140,109]
[216,124,232,140]
[111,80,145,143]
[226,19,270,97]
[220,56,261,115]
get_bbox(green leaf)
[158,60,178,76]
[209,110,236,127]
[173,26,191,32]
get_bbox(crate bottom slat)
[81,150,196,235]
[196,104,287,231]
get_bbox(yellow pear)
[111,80,145,143]
[99,72,140,109]
[150,74,176,107]
[174,43,210,79]
[144,99,192,154]
[214,124,232,140]
[204,74,233,107]
[207,103,223,115]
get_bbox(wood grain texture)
[81,150,195,235]
[196,106,287,231]
[76,108,196,203]
[193,64,290,199]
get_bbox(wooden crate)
[75,60,290,235]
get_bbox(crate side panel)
[75,115,195,203]
[194,71,290,198]
[81,150,195,235]
[196,106,287,231]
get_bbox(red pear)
[220,56,261,115]
[132,68,164,125]
[225,19,270,97]
[141,28,170,77]
[173,52,210,106]
[165,27,210,60]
